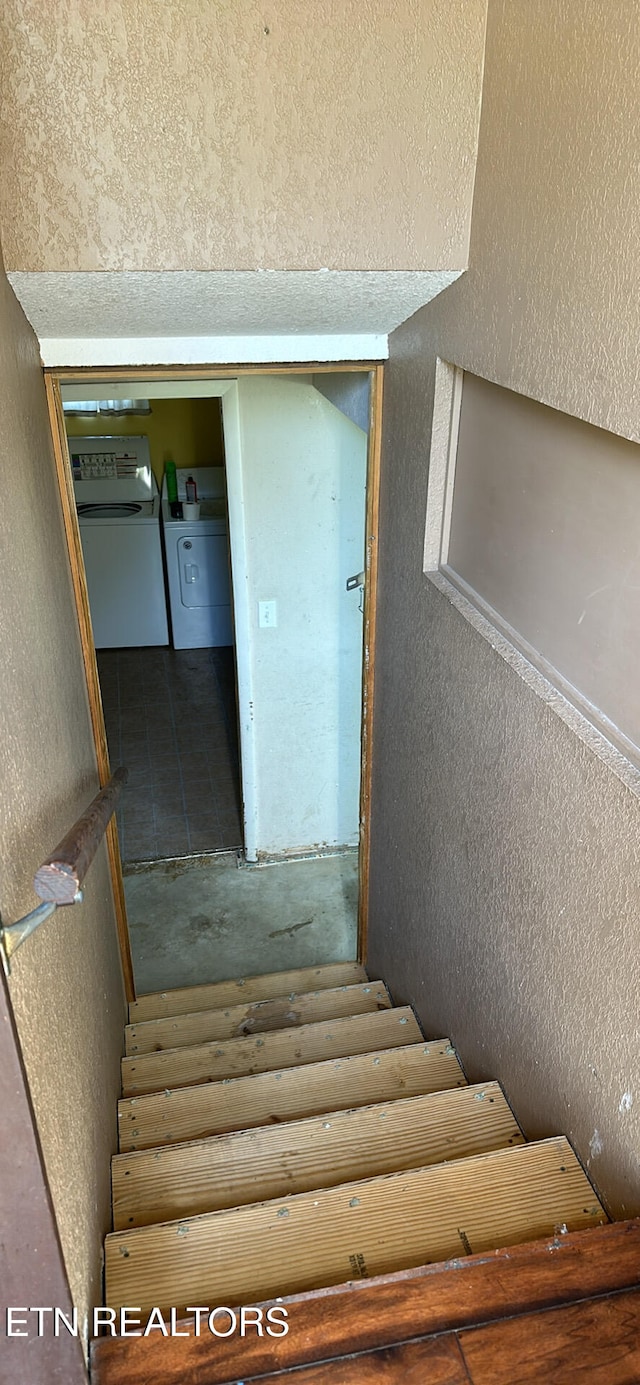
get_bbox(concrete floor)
[124,850,359,995]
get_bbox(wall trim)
[427,568,640,802]
[423,357,463,572]
[424,365,640,789]
[218,382,259,861]
[39,335,389,368]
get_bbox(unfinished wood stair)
[103,959,608,1330]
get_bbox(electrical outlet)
[258,599,278,629]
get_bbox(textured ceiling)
[8,270,459,341]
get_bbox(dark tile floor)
[97,647,243,863]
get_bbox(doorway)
[45,364,383,1000]
[63,389,243,865]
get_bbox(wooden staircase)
[92,961,640,1383]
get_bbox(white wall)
[234,375,367,856]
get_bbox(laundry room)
[65,392,243,865]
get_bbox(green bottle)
[165,458,178,504]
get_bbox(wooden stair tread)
[457,1285,640,1384]
[118,1041,466,1151]
[105,1136,606,1315]
[121,1006,424,1097]
[129,962,368,1023]
[90,1222,640,1385]
[125,1294,640,1385]
[223,1334,466,1383]
[125,982,392,1056]
[112,1081,523,1229]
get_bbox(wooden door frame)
[44,361,384,981]
[45,375,135,1002]
[358,363,383,963]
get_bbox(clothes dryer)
[161,467,233,648]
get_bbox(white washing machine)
[71,436,169,648]
[162,467,233,649]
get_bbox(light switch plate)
[258,599,278,628]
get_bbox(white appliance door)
[178,534,231,609]
[80,524,168,648]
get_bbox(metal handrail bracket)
[1,902,58,976]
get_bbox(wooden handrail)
[33,768,128,905]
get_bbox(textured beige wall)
[0,252,126,1330]
[448,376,640,755]
[433,0,640,440]
[368,0,640,1217]
[0,0,486,273]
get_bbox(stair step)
[112,1081,523,1229]
[91,1221,640,1384]
[124,982,392,1056]
[118,1040,466,1152]
[129,961,368,1023]
[105,1136,606,1316]
[121,1006,424,1097]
